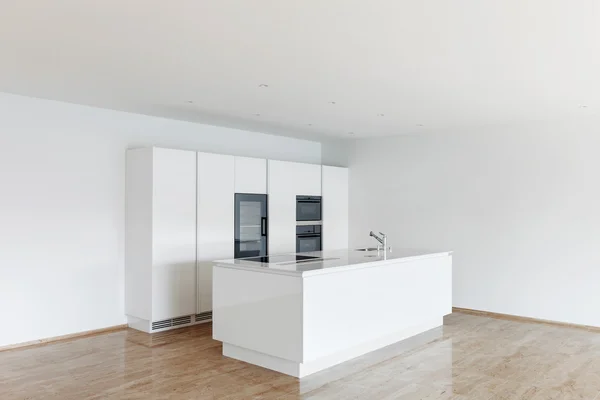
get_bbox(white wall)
[321,139,350,167]
[0,92,321,347]
[349,120,600,327]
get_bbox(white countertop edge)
[214,251,452,277]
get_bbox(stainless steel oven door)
[296,196,322,221]
[296,234,322,253]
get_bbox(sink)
[355,247,379,251]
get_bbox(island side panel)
[302,255,452,363]
[213,265,304,362]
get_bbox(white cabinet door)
[294,163,322,196]
[197,152,235,313]
[322,166,349,250]
[235,156,267,194]
[151,148,197,321]
[267,160,297,254]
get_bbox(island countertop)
[214,248,452,277]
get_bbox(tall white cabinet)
[126,148,235,332]
[126,148,197,331]
[322,165,349,250]
[268,160,322,254]
[235,156,267,194]
[197,152,234,315]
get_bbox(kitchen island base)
[213,249,452,378]
[222,318,442,378]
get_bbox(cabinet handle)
[261,217,267,237]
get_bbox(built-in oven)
[296,195,322,222]
[296,225,322,253]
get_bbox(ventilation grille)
[172,316,192,326]
[152,319,172,330]
[152,315,193,331]
[195,311,213,322]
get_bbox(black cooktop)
[242,255,320,264]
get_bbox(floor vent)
[151,315,194,331]
[172,316,192,326]
[151,319,172,330]
[150,313,210,331]
[195,311,212,322]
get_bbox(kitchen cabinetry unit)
[235,156,267,194]
[125,147,197,332]
[125,147,345,333]
[267,160,322,254]
[322,166,349,250]
[197,152,234,314]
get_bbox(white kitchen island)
[212,248,452,378]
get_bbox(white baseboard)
[0,324,127,352]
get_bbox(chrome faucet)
[370,231,387,252]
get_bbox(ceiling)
[1,1,599,140]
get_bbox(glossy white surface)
[151,148,197,321]
[213,267,303,361]
[223,318,442,378]
[125,148,197,325]
[292,162,322,196]
[234,156,267,194]
[213,252,452,378]
[267,160,298,254]
[303,256,451,362]
[321,165,349,250]
[197,152,235,313]
[215,248,451,277]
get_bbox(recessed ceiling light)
[378,113,385,117]
[348,132,355,135]
[186,100,194,104]
[330,101,336,105]
[254,113,261,117]
[259,84,269,88]
[580,105,588,108]
[307,124,313,126]
[417,124,424,127]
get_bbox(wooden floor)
[2,313,600,399]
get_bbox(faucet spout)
[369,231,387,250]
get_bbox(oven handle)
[296,234,321,238]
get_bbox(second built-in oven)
[296,225,322,253]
